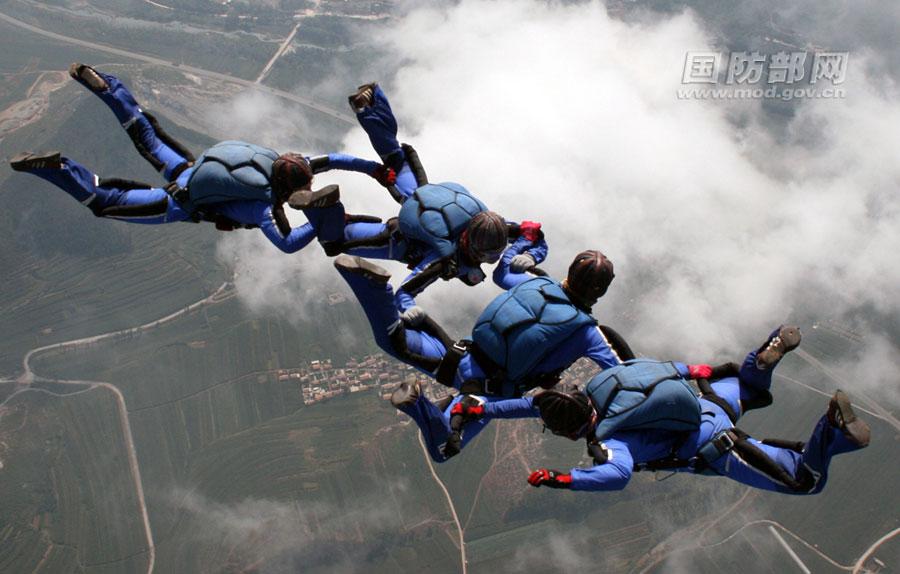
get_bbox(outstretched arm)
[309,153,382,177]
[481,396,540,419]
[493,235,543,290]
[569,439,634,491]
[218,201,316,254]
[584,325,625,369]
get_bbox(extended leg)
[305,201,407,260]
[728,325,802,415]
[70,64,192,180]
[391,384,496,463]
[334,256,446,373]
[12,154,186,224]
[711,391,869,495]
[391,382,452,462]
[349,84,419,198]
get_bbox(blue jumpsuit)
[307,85,548,308]
[467,342,864,494]
[336,240,621,395]
[21,70,377,254]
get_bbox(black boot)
[756,325,802,369]
[333,254,392,284]
[68,63,108,92]
[10,151,61,171]
[287,184,340,210]
[348,82,377,113]
[827,390,871,447]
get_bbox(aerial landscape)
[0,0,897,573]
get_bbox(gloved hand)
[510,253,536,273]
[687,364,713,379]
[371,164,397,187]
[709,362,740,380]
[527,469,572,489]
[450,398,485,421]
[519,220,542,242]
[442,432,462,459]
[400,305,427,327]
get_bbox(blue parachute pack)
[584,359,701,440]
[182,141,279,213]
[398,182,487,258]
[472,276,596,384]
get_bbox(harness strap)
[697,378,740,424]
[436,340,469,388]
[634,427,815,492]
[164,181,190,205]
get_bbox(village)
[277,353,455,406]
[280,352,602,408]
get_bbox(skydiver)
[291,83,548,323]
[476,326,870,495]
[334,247,627,454]
[8,64,387,253]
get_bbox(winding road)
[5,282,235,574]
[0,11,355,126]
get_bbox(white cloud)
[168,487,400,574]
[213,0,899,403]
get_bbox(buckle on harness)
[164,181,189,204]
[696,429,738,468]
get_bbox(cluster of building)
[277,354,452,406]
[280,352,600,409]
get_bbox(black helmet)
[534,383,593,440]
[271,153,313,202]
[463,211,507,263]
[565,250,615,307]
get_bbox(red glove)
[527,469,572,489]
[519,220,542,242]
[450,401,484,418]
[371,165,397,187]
[687,364,713,379]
